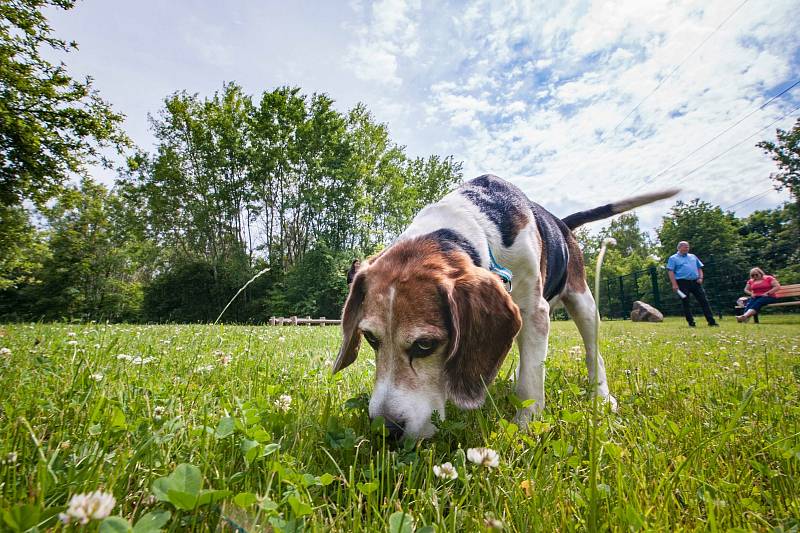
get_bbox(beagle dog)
[334,175,677,438]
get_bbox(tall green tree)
[757,118,800,258]
[757,118,800,207]
[739,203,800,283]
[31,179,142,321]
[0,204,47,291]
[657,199,742,268]
[0,0,128,209]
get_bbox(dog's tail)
[561,188,680,230]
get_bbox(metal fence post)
[618,276,627,319]
[649,266,661,310]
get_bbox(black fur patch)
[461,175,529,247]
[425,229,481,266]
[561,203,614,230]
[530,202,570,300]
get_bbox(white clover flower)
[131,356,153,365]
[67,332,77,338]
[116,354,132,361]
[732,361,740,369]
[278,336,286,343]
[467,447,500,468]
[67,340,78,346]
[93,344,100,349]
[484,517,504,530]
[90,373,104,382]
[5,451,17,464]
[219,354,233,366]
[0,347,11,357]
[433,462,458,480]
[275,394,292,413]
[195,364,215,373]
[59,490,116,524]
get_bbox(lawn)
[1,316,799,532]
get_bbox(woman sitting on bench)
[737,267,781,323]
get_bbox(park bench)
[735,283,800,323]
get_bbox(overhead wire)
[645,101,800,192]
[548,0,750,191]
[722,187,775,211]
[603,0,751,142]
[632,78,800,191]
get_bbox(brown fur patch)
[565,233,587,293]
[334,236,522,410]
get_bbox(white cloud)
[44,0,798,233]
[345,0,421,85]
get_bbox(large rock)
[630,300,664,322]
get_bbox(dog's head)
[332,238,521,439]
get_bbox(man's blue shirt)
[667,252,703,280]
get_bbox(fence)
[599,257,747,320]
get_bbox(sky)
[45,0,800,233]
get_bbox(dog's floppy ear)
[333,271,366,373]
[444,267,522,409]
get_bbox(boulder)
[630,300,664,322]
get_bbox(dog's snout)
[384,419,405,440]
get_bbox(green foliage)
[738,203,800,283]
[0,204,47,291]
[757,117,800,205]
[142,255,268,323]
[1,179,144,321]
[269,245,352,319]
[657,199,743,271]
[0,0,128,209]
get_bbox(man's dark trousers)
[677,279,717,326]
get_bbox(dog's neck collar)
[488,247,513,292]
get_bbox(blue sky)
[46,0,800,232]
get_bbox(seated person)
[737,267,781,322]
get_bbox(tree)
[757,118,800,257]
[739,203,800,283]
[30,179,142,321]
[0,0,128,209]
[0,204,47,291]
[657,199,742,267]
[757,118,800,206]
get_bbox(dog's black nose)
[384,419,405,440]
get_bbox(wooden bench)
[735,283,800,323]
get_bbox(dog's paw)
[604,394,618,413]
[512,409,532,429]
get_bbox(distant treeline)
[0,84,462,322]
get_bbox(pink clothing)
[747,275,777,297]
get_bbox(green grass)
[1,316,799,531]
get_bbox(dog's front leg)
[513,302,550,427]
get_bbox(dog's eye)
[363,330,380,349]
[409,339,438,358]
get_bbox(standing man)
[667,241,719,327]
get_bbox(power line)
[636,78,800,189]
[666,102,800,189]
[723,187,774,211]
[604,0,750,141]
[628,101,800,195]
[549,0,750,191]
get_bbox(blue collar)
[488,247,513,292]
